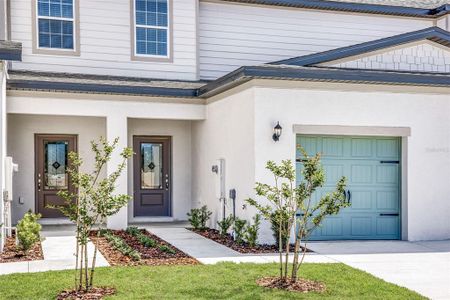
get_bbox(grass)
[0,263,425,300]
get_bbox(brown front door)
[133,136,171,217]
[35,134,77,218]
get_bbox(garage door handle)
[347,190,351,205]
[380,160,399,164]
[379,213,399,216]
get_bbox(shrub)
[233,218,247,245]
[103,231,141,261]
[16,211,42,253]
[125,226,141,236]
[159,244,176,254]
[217,215,233,236]
[126,226,157,248]
[244,214,261,247]
[187,205,212,230]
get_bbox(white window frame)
[132,0,172,61]
[33,0,79,55]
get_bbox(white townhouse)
[1,0,450,250]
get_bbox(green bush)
[125,226,141,236]
[187,205,212,230]
[217,215,233,237]
[244,214,261,247]
[16,211,42,253]
[233,218,247,245]
[103,231,141,261]
[126,226,157,248]
[159,244,176,254]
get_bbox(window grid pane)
[37,0,74,49]
[135,0,169,56]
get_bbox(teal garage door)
[296,135,401,240]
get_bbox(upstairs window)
[37,0,75,50]
[133,0,170,59]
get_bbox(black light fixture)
[272,121,282,142]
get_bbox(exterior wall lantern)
[272,122,282,142]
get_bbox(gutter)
[218,0,450,18]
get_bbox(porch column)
[0,63,6,251]
[106,114,128,229]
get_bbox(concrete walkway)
[307,240,450,300]
[142,223,335,265]
[0,226,108,276]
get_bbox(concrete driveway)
[307,240,450,300]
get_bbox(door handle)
[37,173,41,191]
[347,190,351,205]
[165,175,169,190]
[379,213,399,216]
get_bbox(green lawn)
[0,263,424,300]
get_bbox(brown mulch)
[0,236,44,263]
[90,230,198,266]
[56,287,116,300]
[189,228,310,254]
[256,277,326,293]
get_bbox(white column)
[106,114,129,229]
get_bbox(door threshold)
[38,218,73,225]
[129,216,174,224]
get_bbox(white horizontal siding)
[199,2,434,80]
[10,0,198,80]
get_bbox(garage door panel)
[376,216,400,236]
[351,217,372,236]
[297,135,401,240]
[351,164,373,184]
[322,137,344,158]
[376,138,400,159]
[297,136,318,157]
[351,138,373,157]
[350,190,372,210]
[376,190,399,210]
[376,165,399,184]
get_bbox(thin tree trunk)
[278,218,283,280]
[78,244,84,291]
[89,228,100,287]
[284,220,291,280]
[84,241,89,291]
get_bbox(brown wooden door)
[133,136,171,217]
[35,134,77,218]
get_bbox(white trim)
[292,124,411,137]
[133,0,171,59]
[35,0,77,52]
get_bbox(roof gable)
[271,27,450,67]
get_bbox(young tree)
[246,147,348,283]
[53,137,133,292]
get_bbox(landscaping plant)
[126,226,157,248]
[232,217,247,245]
[102,231,141,261]
[244,214,260,247]
[52,137,133,292]
[187,205,212,230]
[16,211,42,254]
[217,215,233,237]
[246,147,348,285]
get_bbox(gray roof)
[0,41,22,61]
[331,0,448,9]
[221,0,450,17]
[7,71,205,98]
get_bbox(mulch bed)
[56,287,116,300]
[90,229,198,266]
[0,235,44,263]
[256,277,325,293]
[189,228,310,254]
